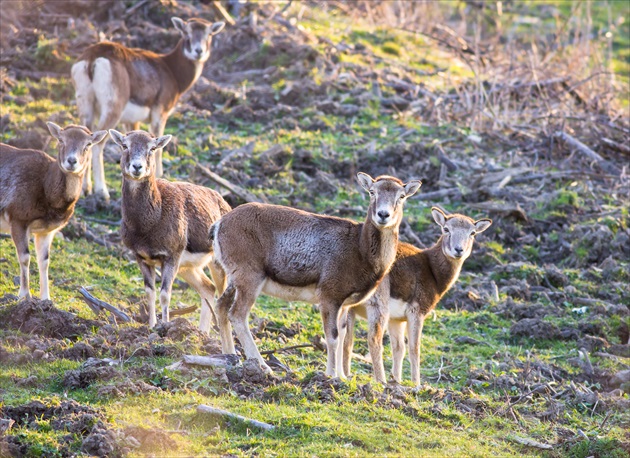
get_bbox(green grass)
[1,1,629,456]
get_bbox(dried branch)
[260,343,313,355]
[554,131,621,174]
[211,1,236,26]
[195,161,267,204]
[170,304,198,317]
[197,404,275,431]
[182,354,240,368]
[78,287,131,323]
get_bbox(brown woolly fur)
[212,173,421,377]
[0,123,107,300]
[72,17,225,200]
[109,129,231,333]
[345,208,492,385]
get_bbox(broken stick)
[182,354,241,368]
[197,404,275,431]
[195,162,266,204]
[170,304,198,317]
[554,131,620,174]
[78,287,132,323]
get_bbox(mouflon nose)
[67,157,77,166]
[132,163,142,173]
[377,210,390,220]
[454,247,464,256]
[195,48,203,57]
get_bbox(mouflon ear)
[46,122,63,140]
[474,218,493,234]
[172,17,188,35]
[431,207,448,227]
[210,21,225,35]
[403,180,422,198]
[153,134,172,151]
[357,172,375,192]
[108,129,125,147]
[91,130,109,145]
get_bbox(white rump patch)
[121,102,151,124]
[262,279,318,303]
[92,58,118,110]
[71,60,95,125]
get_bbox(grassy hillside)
[1,1,628,457]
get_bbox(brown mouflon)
[210,174,421,375]
[72,17,225,201]
[110,129,231,333]
[343,207,492,385]
[0,123,108,300]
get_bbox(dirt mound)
[123,426,178,453]
[97,380,162,398]
[0,298,103,339]
[226,358,280,398]
[1,399,120,457]
[510,318,560,340]
[62,359,120,389]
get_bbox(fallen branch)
[351,352,372,364]
[170,304,198,317]
[260,343,313,355]
[80,216,121,226]
[197,404,275,431]
[126,0,148,14]
[554,131,620,174]
[507,435,553,450]
[182,354,240,368]
[83,228,111,248]
[195,162,266,204]
[78,287,131,323]
[212,1,236,25]
[415,188,462,201]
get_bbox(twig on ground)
[507,435,553,450]
[554,131,620,174]
[80,216,121,226]
[181,354,241,368]
[170,304,198,317]
[195,161,266,204]
[78,287,132,323]
[211,1,236,25]
[260,343,313,355]
[197,404,275,431]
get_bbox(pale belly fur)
[262,278,319,303]
[352,298,408,321]
[1,212,62,235]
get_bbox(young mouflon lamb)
[210,174,421,376]
[0,123,108,300]
[72,17,225,201]
[109,129,231,332]
[342,207,492,385]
